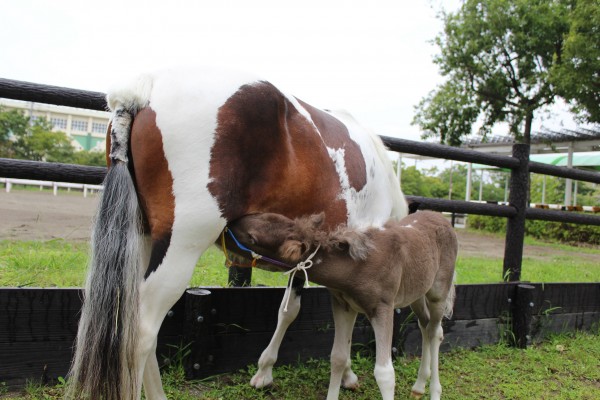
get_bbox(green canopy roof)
[473,151,600,171]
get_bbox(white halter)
[281,245,321,312]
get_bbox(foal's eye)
[248,235,257,245]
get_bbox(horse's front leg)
[250,277,304,388]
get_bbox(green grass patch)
[0,240,89,287]
[0,242,289,288]
[1,234,599,287]
[3,330,599,399]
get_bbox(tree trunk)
[523,110,533,145]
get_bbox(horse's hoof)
[250,373,273,389]
[410,390,424,399]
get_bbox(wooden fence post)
[183,288,214,378]
[228,266,252,287]
[503,144,530,282]
[510,284,536,348]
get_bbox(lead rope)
[281,244,321,312]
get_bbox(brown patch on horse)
[298,100,367,191]
[129,107,175,277]
[208,81,351,227]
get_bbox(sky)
[0,0,578,148]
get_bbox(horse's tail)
[66,77,152,400]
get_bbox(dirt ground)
[0,190,597,263]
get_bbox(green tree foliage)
[70,150,107,166]
[413,0,584,145]
[550,0,600,123]
[0,107,29,158]
[399,163,506,201]
[0,107,106,165]
[14,118,75,162]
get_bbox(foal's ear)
[309,212,325,229]
[336,231,373,261]
[279,240,305,262]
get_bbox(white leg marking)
[428,323,444,400]
[412,320,431,397]
[370,309,396,400]
[251,288,302,388]
[327,296,358,400]
[374,360,395,400]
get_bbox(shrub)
[468,215,600,246]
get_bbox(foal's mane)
[293,214,374,262]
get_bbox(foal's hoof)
[342,371,359,390]
[250,372,273,389]
[410,390,424,399]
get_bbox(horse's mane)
[292,215,374,262]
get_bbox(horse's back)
[111,67,406,237]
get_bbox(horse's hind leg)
[142,338,166,400]
[250,277,304,388]
[135,236,215,399]
[135,236,169,400]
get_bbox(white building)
[0,98,110,151]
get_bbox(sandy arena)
[1,189,597,263]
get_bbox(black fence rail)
[2,284,599,387]
[1,78,599,388]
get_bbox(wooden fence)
[2,284,599,387]
[1,78,599,388]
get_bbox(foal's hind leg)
[251,277,304,388]
[410,297,431,399]
[425,300,446,400]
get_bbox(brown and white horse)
[228,211,457,400]
[66,67,407,400]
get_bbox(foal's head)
[229,212,373,264]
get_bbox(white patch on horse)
[326,146,363,224]
[282,93,322,137]
[150,67,262,249]
[329,110,408,227]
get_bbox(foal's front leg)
[250,277,304,388]
[327,294,359,400]
[370,306,396,400]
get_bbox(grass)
[3,330,599,399]
[0,241,290,288]
[2,231,599,287]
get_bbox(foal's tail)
[443,272,457,320]
[67,78,151,400]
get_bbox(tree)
[0,107,75,162]
[414,0,577,145]
[551,0,600,123]
[0,107,28,158]
[71,149,107,166]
